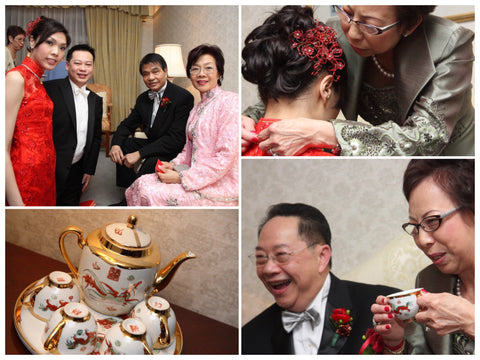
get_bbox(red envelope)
[156,159,164,173]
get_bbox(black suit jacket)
[242,273,399,354]
[44,77,102,196]
[111,80,194,160]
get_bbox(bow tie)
[148,91,161,100]
[74,87,89,97]
[282,308,321,333]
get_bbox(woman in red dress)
[242,6,346,156]
[6,17,70,206]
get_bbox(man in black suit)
[242,203,399,354]
[109,53,194,193]
[44,44,102,206]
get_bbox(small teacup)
[131,296,176,350]
[99,318,153,355]
[26,271,80,321]
[42,302,97,354]
[387,288,424,322]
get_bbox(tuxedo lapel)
[148,81,172,135]
[271,319,294,354]
[318,274,353,354]
[60,77,77,130]
[85,92,96,149]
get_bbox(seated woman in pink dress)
[126,44,238,206]
[242,6,346,156]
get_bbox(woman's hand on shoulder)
[258,118,336,156]
[371,295,406,349]
[416,291,475,338]
[241,115,258,154]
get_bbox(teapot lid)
[88,215,161,268]
[104,216,151,248]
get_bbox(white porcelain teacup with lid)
[25,271,80,321]
[99,318,153,355]
[131,295,176,350]
[42,302,97,354]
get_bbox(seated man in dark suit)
[110,53,194,197]
[242,203,399,354]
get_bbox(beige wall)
[241,159,432,325]
[6,209,238,328]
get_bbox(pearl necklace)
[456,277,462,297]
[372,55,394,79]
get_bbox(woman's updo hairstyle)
[242,6,346,104]
[26,16,71,52]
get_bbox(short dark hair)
[7,25,25,45]
[242,5,346,105]
[258,203,332,267]
[395,6,437,30]
[186,44,225,86]
[139,53,167,75]
[26,16,71,52]
[66,44,95,62]
[403,159,474,216]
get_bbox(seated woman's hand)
[241,115,258,154]
[258,118,336,156]
[416,291,475,338]
[157,168,181,184]
[371,296,406,348]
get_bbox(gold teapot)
[58,215,196,316]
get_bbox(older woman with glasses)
[126,44,238,206]
[242,6,474,156]
[371,159,474,354]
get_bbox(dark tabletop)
[5,242,238,355]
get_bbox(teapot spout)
[153,251,196,294]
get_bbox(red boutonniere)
[359,328,384,354]
[160,97,171,112]
[330,308,353,347]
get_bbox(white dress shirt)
[292,273,331,355]
[70,79,90,164]
[150,82,168,128]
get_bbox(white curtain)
[5,6,88,64]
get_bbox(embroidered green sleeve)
[242,101,265,123]
[333,104,449,156]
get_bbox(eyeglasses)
[334,5,400,35]
[190,66,216,75]
[402,207,462,237]
[249,244,315,266]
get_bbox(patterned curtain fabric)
[86,6,147,130]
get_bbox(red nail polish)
[421,289,428,294]
[252,137,259,143]
[388,313,394,319]
[386,324,391,330]
[385,306,390,312]
[382,298,386,304]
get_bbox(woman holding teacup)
[371,159,474,354]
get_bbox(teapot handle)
[58,226,85,278]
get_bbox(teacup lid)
[147,296,170,313]
[64,302,90,320]
[49,271,73,288]
[122,318,146,336]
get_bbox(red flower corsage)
[26,16,43,37]
[330,308,353,347]
[160,97,171,112]
[359,328,384,354]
